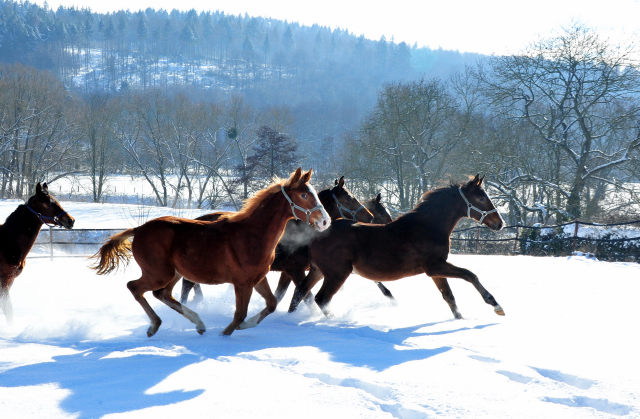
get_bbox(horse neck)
[318,189,339,221]
[1,204,44,257]
[413,188,467,236]
[239,190,296,253]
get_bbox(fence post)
[475,226,480,254]
[571,221,580,253]
[512,226,520,254]
[49,226,54,261]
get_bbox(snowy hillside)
[0,201,639,418]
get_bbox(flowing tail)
[91,228,136,275]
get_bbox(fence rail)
[28,220,640,263]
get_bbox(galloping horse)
[0,183,75,323]
[180,176,376,305]
[92,168,330,337]
[288,175,506,320]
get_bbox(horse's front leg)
[221,283,253,336]
[425,261,504,316]
[238,276,278,330]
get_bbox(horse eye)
[301,193,308,199]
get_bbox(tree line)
[1,22,639,223]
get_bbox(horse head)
[459,175,504,231]
[363,193,393,224]
[282,168,331,231]
[26,182,75,229]
[323,176,374,223]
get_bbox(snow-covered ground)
[1,200,639,418]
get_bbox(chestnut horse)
[288,175,506,319]
[180,175,375,305]
[0,183,75,323]
[271,190,397,304]
[92,168,330,337]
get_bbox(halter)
[281,186,325,224]
[332,193,368,222]
[26,204,68,228]
[458,188,498,225]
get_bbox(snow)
[1,201,639,418]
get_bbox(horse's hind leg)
[0,286,13,324]
[238,277,277,330]
[426,261,504,316]
[221,283,253,336]
[179,278,202,305]
[431,277,463,319]
[153,273,206,335]
[127,279,163,337]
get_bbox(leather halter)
[281,186,325,224]
[332,193,368,222]
[26,204,68,227]
[458,188,498,225]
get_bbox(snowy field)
[1,200,639,418]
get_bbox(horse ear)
[36,182,42,194]
[42,182,49,193]
[376,193,381,203]
[290,167,302,185]
[300,168,313,184]
[334,179,338,186]
[478,175,485,187]
[337,176,345,189]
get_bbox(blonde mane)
[219,177,291,223]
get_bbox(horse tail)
[91,228,136,275]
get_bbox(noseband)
[332,193,369,222]
[281,187,325,224]
[26,204,68,227]
[458,188,498,225]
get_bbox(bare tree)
[477,24,640,219]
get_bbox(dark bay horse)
[180,176,376,304]
[92,168,330,337]
[0,183,75,323]
[271,190,397,304]
[288,175,506,319]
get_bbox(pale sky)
[32,0,640,55]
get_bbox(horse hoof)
[454,312,464,320]
[197,328,205,335]
[495,310,505,316]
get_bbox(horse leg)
[153,273,206,335]
[288,265,322,313]
[179,277,193,304]
[0,286,13,324]
[431,277,463,319]
[314,273,350,318]
[425,261,504,316]
[238,277,278,330]
[375,282,396,301]
[127,278,164,337]
[273,272,292,303]
[301,265,322,307]
[221,283,253,336]
[179,278,202,305]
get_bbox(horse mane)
[1,204,27,229]
[219,177,290,223]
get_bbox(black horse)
[0,183,75,323]
[288,175,506,320]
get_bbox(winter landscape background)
[0,196,639,418]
